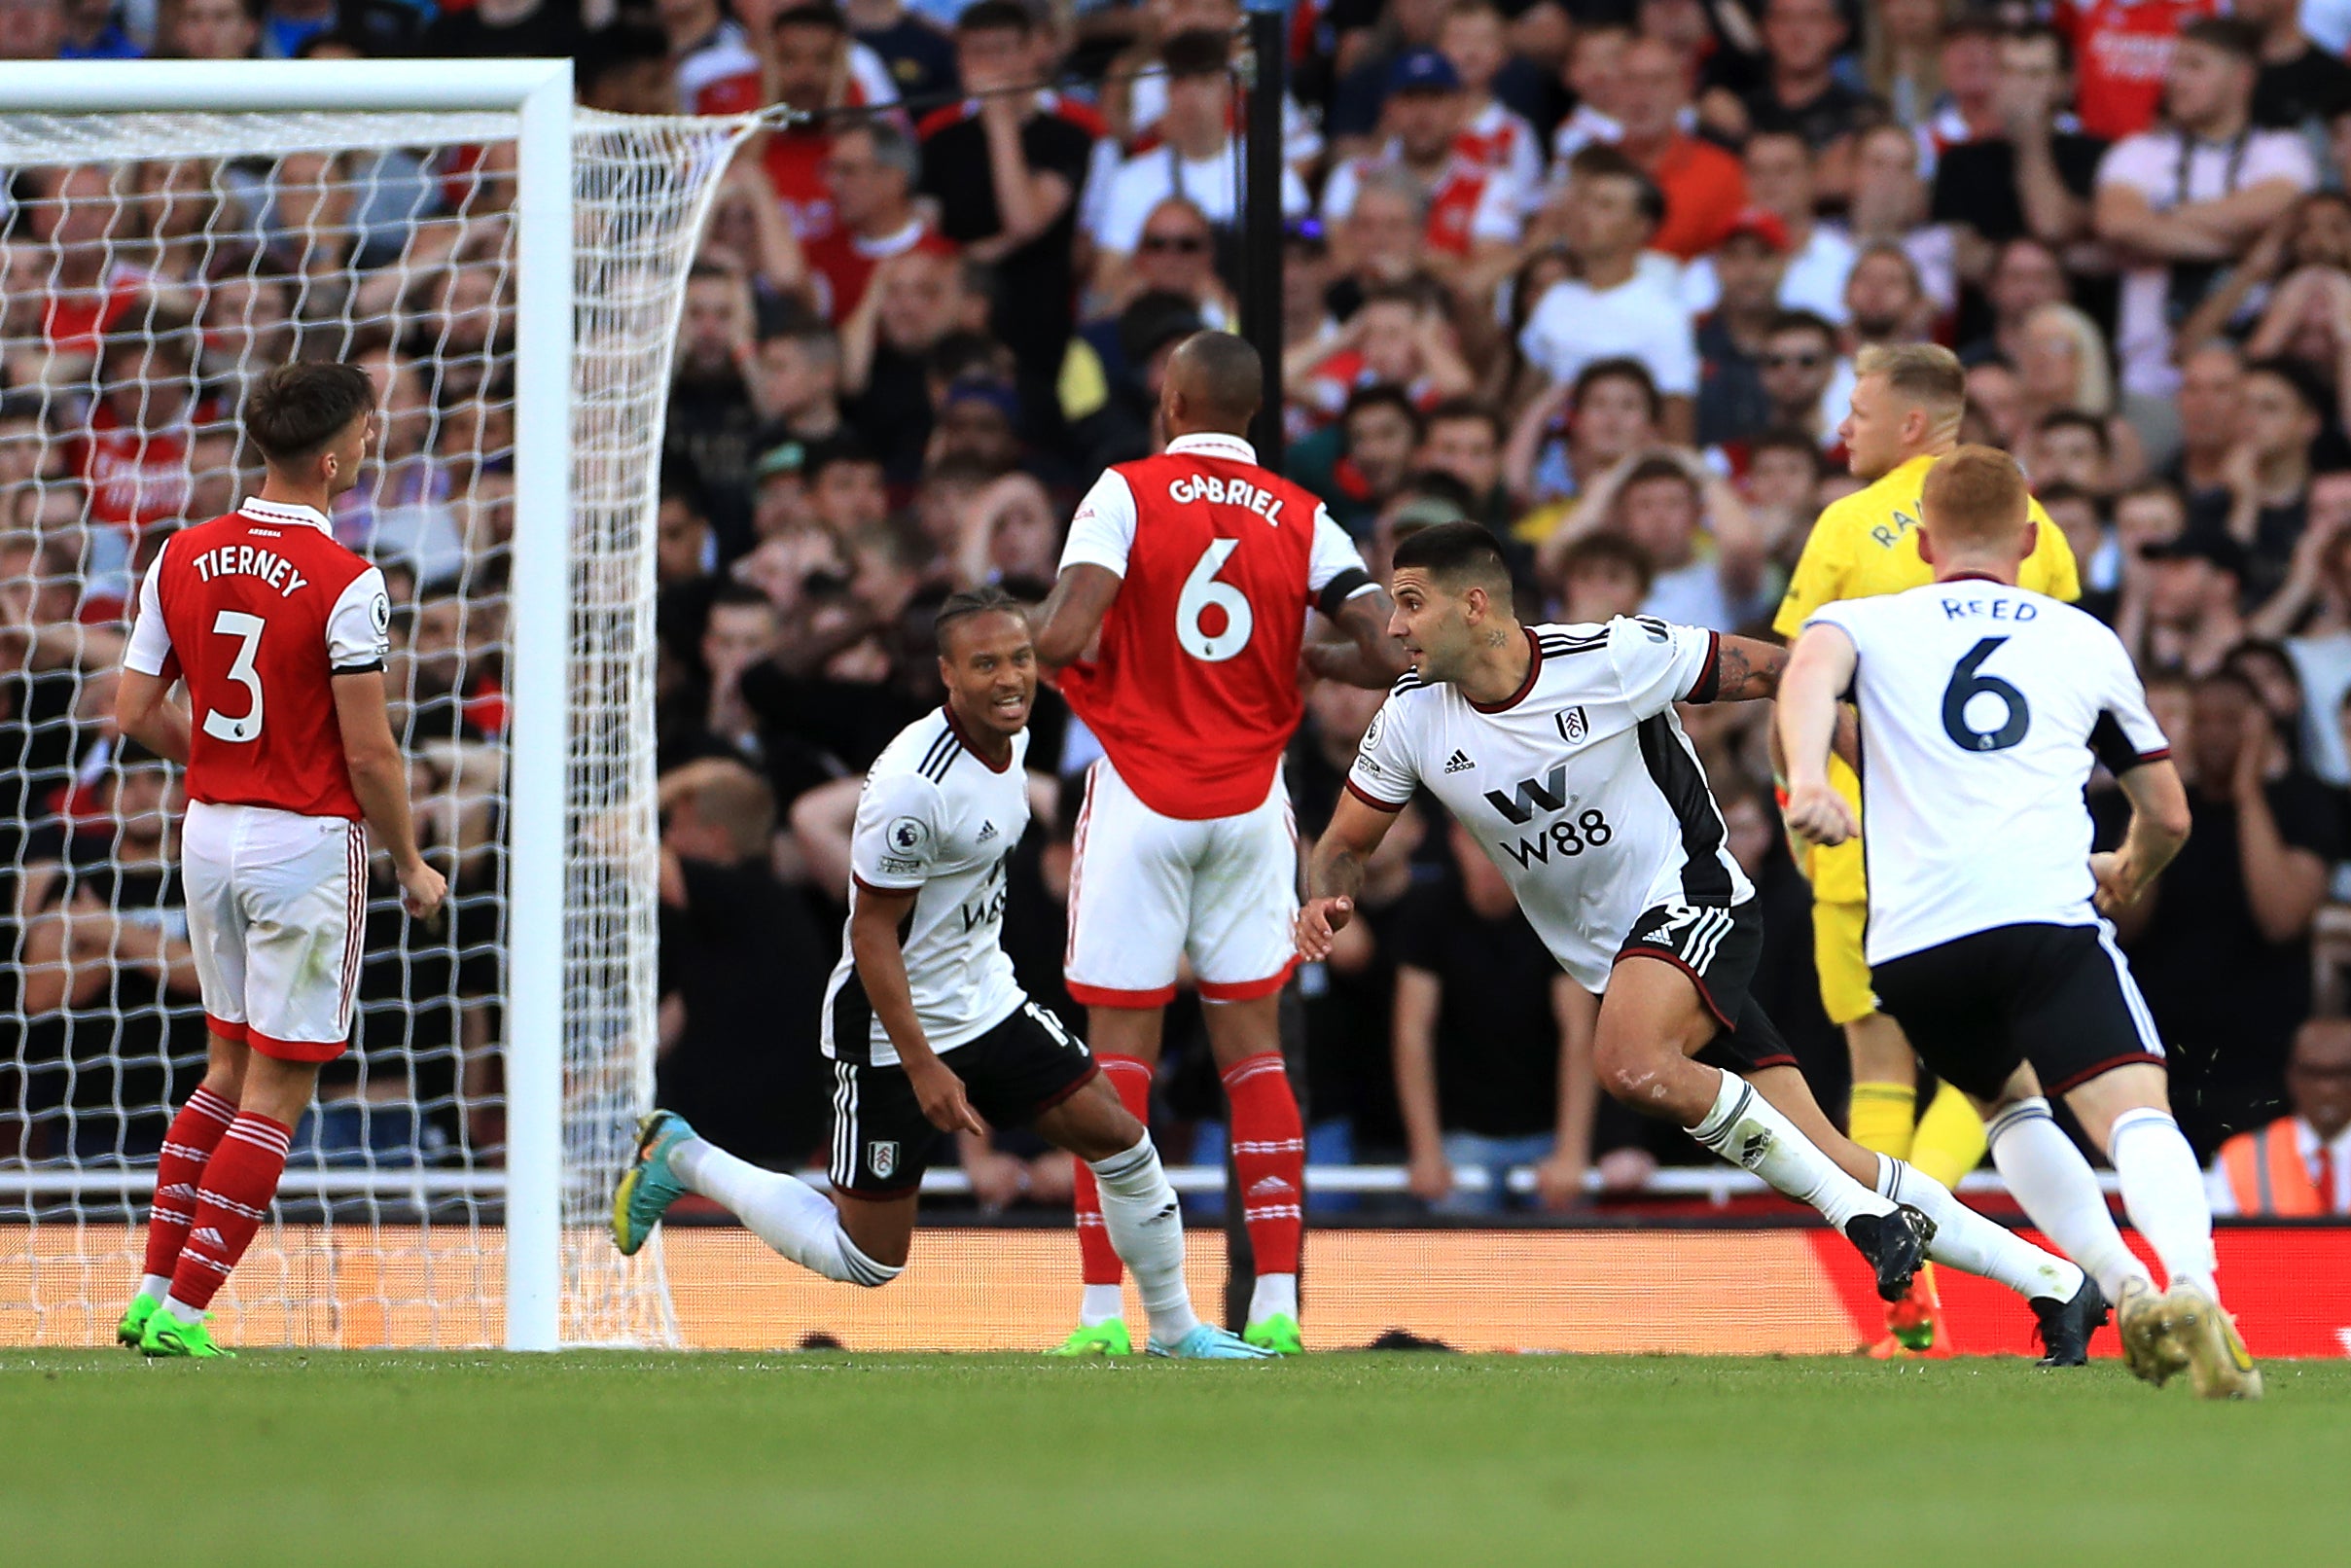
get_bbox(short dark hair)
[935,584,1027,653]
[1391,518,1513,597]
[956,0,1033,36]
[1161,26,1229,78]
[2037,408,2111,453]
[805,436,882,482]
[773,3,847,36]
[1620,453,1700,501]
[241,362,374,465]
[2007,20,2073,76]
[1423,396,1504,444]
[2180,16,2262,65]
[1765,308,1839,346]
[1572,356,1661,421]
[1750,426,1827,470]
[2246,355,2329,415]
[2033,480,2097,514]
[1341,382,1425,444]
[1565,144,1665,227]
[1397,469,1478,514]
[1559,531,1654,595]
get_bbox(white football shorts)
[1064,756,1298,1008]
[182,800,367,1062]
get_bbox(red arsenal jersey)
[2056,0,2219,141]
[1055,433,1376,820]
[803,217,955,322]
[123,498,392,820]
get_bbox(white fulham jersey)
[822,707,1032,1066]
[1347,617,1751,991]
[1807,577,2171,967]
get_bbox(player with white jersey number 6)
[1031,332,1407,1356]
[110,362,447,1359]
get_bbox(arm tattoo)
[1311,840,1369,904]
[1711,636,1788,702]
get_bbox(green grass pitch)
[5,1352,2346,1566]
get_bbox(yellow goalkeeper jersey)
[1771,452,2082,905]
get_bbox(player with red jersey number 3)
[111,363,447,1359]
[1033,332,1406,1355]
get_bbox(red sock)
[168,1112,292,1311]
[142,1087,238,1280]
[1222,1051,1302,1276]
[1073,1054,1154,1288]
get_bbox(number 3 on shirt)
[204,609,267,743]
[1177,538,1253,662]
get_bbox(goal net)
[0,64,749,1348]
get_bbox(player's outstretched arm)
[1772,625,1860,847]
[115,670,192,766]
[2090,758,2194,916]
[331,669,446,920]
[1303,586,1409,689]
[847,881,985,1136]
[1298,789,1399,960]
[1030,564,1122,671]
[1709,634,1791,701]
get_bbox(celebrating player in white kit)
[612,588,1269,1360]
[1031,333,1403,1356]
[1300,521,2107,1357]
[112,363,447,1358]
[1778,447,2260,1398]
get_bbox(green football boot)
[612,1110,697,1257]
[140,1312,232,1359]
[1243,1312,1303,1356]
[117,1293,160,1349]
[1047,1319,1131,1357]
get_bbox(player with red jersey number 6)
[111,363,447,1358]
[1032,333,1407,1355]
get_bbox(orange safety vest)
[2217,1120,2326,1217]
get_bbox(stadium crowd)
[4,0,2351,1221]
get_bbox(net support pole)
[1239,1,1287,469]
[503,60,578,1353]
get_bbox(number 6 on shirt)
[1176,539,1253,662]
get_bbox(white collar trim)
[238,497,334,535]
[853,218,926,260]
[1167,432,1257,464]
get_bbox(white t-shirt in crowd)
[1088,142,1308,254]
[1519,267,1700,397]
[2096,126,2315,398]
[1680,223,1860,325]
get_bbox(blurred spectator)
[1091,30,1306,299]
[1519,147,1698,439]
[60,0,136,57]
[1393,821,1592,1213]
[1693,209,1792,451]
[917,2,1099,432]
[2127,533,2248,676]
[1611,36,1746,262]
[2058,0,2220,144]
[1321,48,1520,301]
[2208,1018,2351,1215]
[1544,447,1765,630]
[1932,25,2107,274]
[1684,130,1852,325]
[422,0,588,61]
[1733,0,1867,198]
[1439,0,1544,199]
[2095,18,2313,409]
[2240,0,2351,132]
[2104,667,2341,1157]
[806,120,946,324]
[658,758,832,1168]
[172,0,258,59]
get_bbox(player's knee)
[1591,1036,1671,1109]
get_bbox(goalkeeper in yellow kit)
[1774,343,2081,1357]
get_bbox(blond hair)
[1854,340,1966,436]
[1920,445,2032,552]
[2022,302,2116,417]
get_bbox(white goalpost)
[0,62,753,1349]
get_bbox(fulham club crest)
[1555,705,1589,744]
[869,1141,900,1180]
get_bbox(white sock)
[1986,1098,2151,1302]
[1878,1155,2084,1303]
[161,1294,205,1326]
[1249,1272,1299,1325]
[1088,1137,1199,1345]
[1079,1283,1125,1328]
[674,1137,899,1288]
[138,1272,173,1302]
[2108,1107,2219,1301]
[1691,1071,1894,1229]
